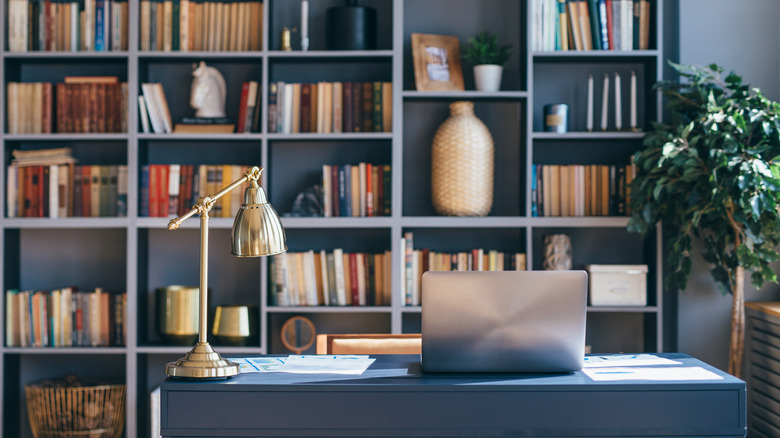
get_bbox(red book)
[55,83,66,133]
[158,165,169,218]
[605,0,615,50]
[237,82,249,133]
[148,165,159,217]
[348,253,359,305]
[97,83,107,133]
[365,163,373,217]
[23,167,33,217]
[42,166,50,217]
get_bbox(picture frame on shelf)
[411,33,464,92]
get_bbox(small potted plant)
[462,31,512,92]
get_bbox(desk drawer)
[163,388,744,437]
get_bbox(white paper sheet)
[583,354,682,368]
[583,366,724,381]
[277,355,375,374]
[234,357,286,373]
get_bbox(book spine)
[372,82,382,132]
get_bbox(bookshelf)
[0,0,667,436]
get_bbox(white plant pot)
[473,65,503,92]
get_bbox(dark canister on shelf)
[544,103,568,133]
[326,0,377,50]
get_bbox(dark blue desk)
[160,353,746,437]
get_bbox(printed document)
[277,355,375,374]
[583,366,724,381]
[583,354,682,368]
[234,357,286,373]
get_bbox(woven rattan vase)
[431,101,494,216]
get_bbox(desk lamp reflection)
[165,166,286,379]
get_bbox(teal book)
[587,0,602,50]
[172,0,180,50]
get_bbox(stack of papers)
[234,355,375,375]
[582,354,723,381]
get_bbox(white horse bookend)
[190,61,227,118]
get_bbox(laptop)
[421,270,587,373]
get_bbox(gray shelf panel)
[280,217,394,229]
[587,306,661,313]
[401,307,421,313]
[137,133,264,141]
[266,306,393,313]
[532,50,661,59]
[402,91,529,100]
[2,217,131,229]
[401,217,533,228]
[3,51,130,59]
[136,217,236,229]
[530,217,630,227]
[138,51,265,59]
[268,50,394,59]
[5,133,130,141]
[2,347,127,354]
[268,133,393,141]
[532,131,646,140]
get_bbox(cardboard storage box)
[587,264,648,306]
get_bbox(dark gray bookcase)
[0,0,667,436]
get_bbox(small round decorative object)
[280,316,316,354]
[431,101,494,216]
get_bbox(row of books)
[531,164,635,217]
[269,250,392,307]
[5,287,127,348]
[8,0,128,52]
[322,163,391,218]
[139,82,174,134]
[7,78,129,134]
[8,164,129,218]
[140,0,263,52]
[532,0,651,52]
[140,164,250,218]
[400,233,528,306]
[269,81,393,134]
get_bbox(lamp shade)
[231,182,287,257]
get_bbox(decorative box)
[587,264,648,306]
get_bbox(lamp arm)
[168,166,264,230]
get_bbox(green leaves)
[629,62,780,294]
[461,31,512,66]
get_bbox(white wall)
[675,0,780,371]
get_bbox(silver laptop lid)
[421,270,587,373]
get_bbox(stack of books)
[139,0,263,51]
[8,0,128,52]
[532,0,651,52]
[269,250,392,307]
[322,163,391,217]
[5,287,127,348]
[531,164,635,217]
[269,81,392,134]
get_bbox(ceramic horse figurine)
[190,61,227,118]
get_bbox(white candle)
[630,70,637,130]
[601,73,609,131]
[301,0,309,51]
[586,74,593,132]
[615,72,622,131]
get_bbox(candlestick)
[615,72,622,131]
[301,0,309,51]
[601,73,609,131]
[630,70,637,130]
[586,74,593,132]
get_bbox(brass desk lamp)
[165,166,286,379]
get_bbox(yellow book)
[550,165,561,217]
[250,1,262,50]
[560,164,570,216]
[322,82,333,134]
[221,164,232,217]
[350,165,360,217]
[163,0,173,51]
[229,1,239,51]
[382,82,392,132]
[291,83,301,133]
[140,0,151,50]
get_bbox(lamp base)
[165,342,239,380]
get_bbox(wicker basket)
[431,101,494,216]
[25,383,126,438]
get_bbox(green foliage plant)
[461,31,512,66]
[628,61,780,376]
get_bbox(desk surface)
[161,353,746,437]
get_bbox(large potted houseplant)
[462,31,512,92]
[628,62,780,377]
